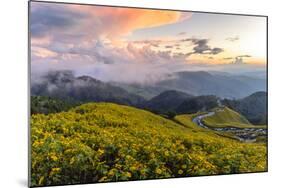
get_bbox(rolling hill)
[142,90,193,113]
[110,82,165,100]
[176,95,219,114]
[202,107,253,128]
[222,91,267,125]
[31,102,267,186]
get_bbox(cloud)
[165,45,174,49]
[223,57,233,60]
[237,55,251,58]
[131,40,162,47]
[223,55,251,64]
[211,47,224,55]
[178,12,193,22]
[31,38,190,83]
[32,46,58,58]
[30,3,86,39]
[182,38,224,56]
[30,2,214,84]
[30,2,193,76]
[192,39,210,53]
[30,2,189,44]
[225,36,239,42]
[177,32,187,35]
[233,57,244,64]
[223,55,251,60]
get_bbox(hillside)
[141,92,219,115]
[31,71,145,106]
[176,95,219,114]
[31,102,267,186]
[110,82,165,100]
[31,96,80,114]
[202,107,253,128]
[223,91,267,125]
[143,90,193,113]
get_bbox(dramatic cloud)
[31,38,191,83]
[30,4,86,38]
[30,2,195,83]
[30,2,191,43]
[30,2,194,76]
[30,2,265,84]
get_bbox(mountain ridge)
[31,71,146,106]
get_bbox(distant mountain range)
[115,71,266,99]
[156,71,266,99]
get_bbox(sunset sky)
[30,2,267,83]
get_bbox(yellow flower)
[50,155,58,161]
[178,169,183,175]
[70,157,75,165]
[127,172,132,178]
[97,149,104,155]
[156,168,162,174]
[52,167,60,172]
[181,164,187,169]
[50,168,61,176]
[108,169,115,176]
[38,176,44,185]
[130,166,137,171]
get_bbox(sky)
[30,2,267,83]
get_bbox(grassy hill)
[143,90,193,113]
[31,103,267,187]
[223,91,267,125]
[202,107,265,128]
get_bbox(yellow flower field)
[31,102,267,186]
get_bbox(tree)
[166,111,177,119]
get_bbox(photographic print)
[29,1,268,187]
